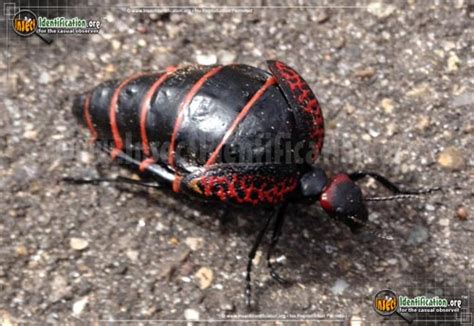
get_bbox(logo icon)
[374,289,398,316]
[11,9,52,44]
[12,9,38,37]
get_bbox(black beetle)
[68,60,438,306]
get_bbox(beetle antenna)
[365,187,442,202]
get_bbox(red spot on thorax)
[319,174,350,212]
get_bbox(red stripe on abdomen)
[82,93,97,142]
[168,66,223,192]
[168,66,223,168]
[205,76,277,166]
[139,67,176,158]
[109,73,147,159]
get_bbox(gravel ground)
[1,1,473,324]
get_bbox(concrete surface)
[0,1,473,324]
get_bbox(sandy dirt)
[0,1,473,324]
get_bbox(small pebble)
[315,10,329,23]
[345,104,356,115]
[184,308,200,321]
[330,278,349,295]
[136,25,148,34]
[425,204,435,211]
[72,297,88,316]
[111,39,121,51]
[368,129,380,138]
[367,2,396,18]
[195,267,213,290]
[456,207,468,221]
[416,115,431,131]
[217,50,237,65]
[38,72,50,85]
[99,53,111,63]
[105,13,115,23]
[149,13,159,21]
[70,238,89,251]
[434,49,445,58]
[86,51,96,61]
[169,236,179,246]
[184,237,204,251]
[137,39,147,47]
[275,255,286,263]
[0,310,15,326]
[79,151,92,164]
[16,245,28,256]
[23,129,39,140]
[126,250,139,262]
[196,53,217,65]
[380,98,395,114]
[166,25,180,38]
[155,222,166,232]
[104,64,116,75]
[437,147,465,170]
[439,218,450,227]
[387,258,398,265]
[386,122,398,136]
[407,83,432,98]
[447,52,460,72]
[354,67,375,78]
[253,250,262,266]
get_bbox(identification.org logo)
[12,9,101,44]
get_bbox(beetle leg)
[245,210,274,307]
[63,176,163,189]
[64,144,174,189]
[217,205,231,232]
[96,143,175,184]
[348,171,441,197]
[266,202,289,284]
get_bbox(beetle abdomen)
[72,64,298,175]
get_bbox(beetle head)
[300,169,368,232]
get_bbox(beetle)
[68,60,439,306]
